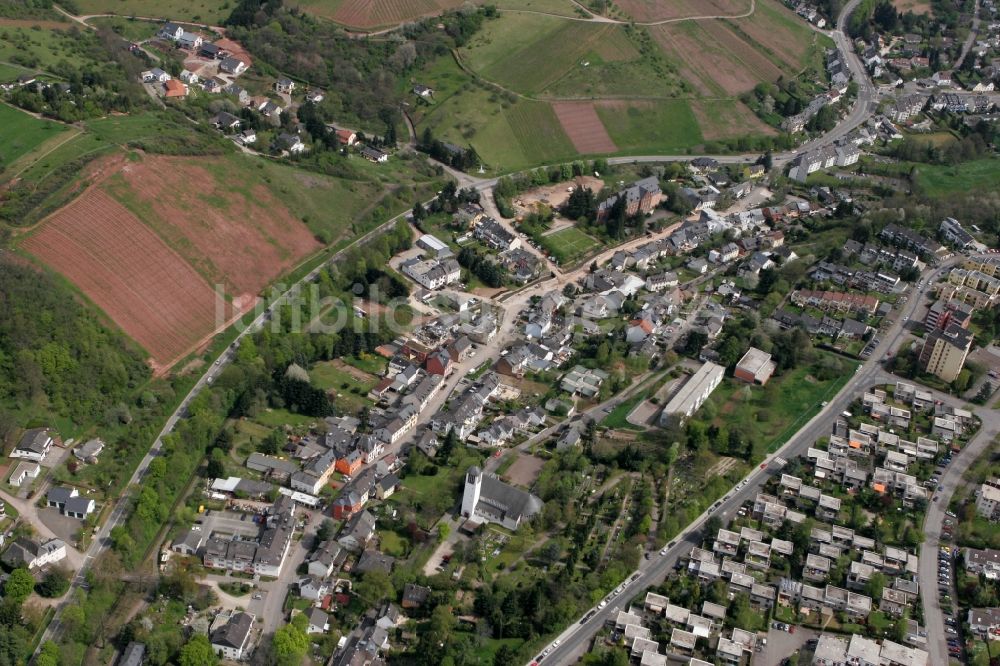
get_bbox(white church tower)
[461,466,482,518]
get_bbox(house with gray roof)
[210,612,255,661]
[12,428,52,462]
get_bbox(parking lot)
[195,509,260,539]
[758,625,819,666]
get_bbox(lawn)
[73,0,232,23]
[969,640,1000,666]
[344,353,388,376]
[309,360,376,415]
[0,62,32,82]
[705,354,860,453]
[467,636,525,665]
[0,102,67,172]
[392,449,485,528]
[251,407,318,428]
[538,226,601,264]
[912,158,1000,198]
[595,100,703,154]
[379,530,409,557]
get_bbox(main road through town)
[35,0,881,656]
[535,254,982,666]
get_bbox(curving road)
[33,0,884,657]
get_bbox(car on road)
[598,600,606,609]
[252,593,262,600]
[551,640,560,649]
[946,510,956,518]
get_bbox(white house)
[210,612,255,661]
[11,429,52,462]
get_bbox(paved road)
[956,0,982,71]
[918,395,999,665]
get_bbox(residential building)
[918,323,973,382]
[968,607,1000,637]
[8,461,39,488]
[977,479,1000,522]
[596,176,662,222]
[219,56,248,75]
[560,365,609,397]
[210,612,255,661]
[940,217,975,249]
[11,428,52,461]
[1,537,66,569]
[473,218,519,251]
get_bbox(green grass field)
[913,158,1000,197]
[540,226,600,264]
[460,13,679,98]
[595,100,703,153]
[492,0,582,15]
[416,58,578,170]
[73,0,231,23]
[310,360,376,415]
[0,62,32,82]
[0,103,68,172]
[87,16,162,41]
[0,25,84,71]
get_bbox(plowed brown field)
[23,153,325,373]
[109,156,322,299]
[22,189,218,370]
[552,102,617,154]
[613,0,747,23]
[328,0,463,28]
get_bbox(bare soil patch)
[551,102,617,154]
[891,0,932,13]
[331,359,378,382]
[514,175,604,215]
[503,453,545,487]
[213,38,253,67]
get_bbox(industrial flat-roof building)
[659,362,724,426]
[734,347,777,385]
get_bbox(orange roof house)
[164,79,188,98]
[335,128,357,146]
[335,450,363,477]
